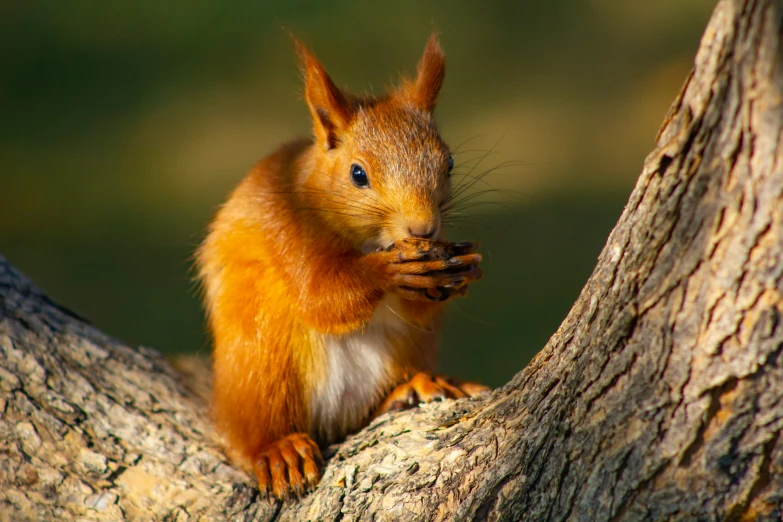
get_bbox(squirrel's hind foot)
[373,372,490,417]
[254,433,322,501]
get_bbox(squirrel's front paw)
[377,239,483,302]
[254,433,322,501]
[373,372,490,417]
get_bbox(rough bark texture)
[2,0,783,520]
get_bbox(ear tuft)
[292,36,353,150]
[407,32,446,113]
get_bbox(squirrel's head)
[296,34,453,252]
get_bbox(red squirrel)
[196,33,486,500]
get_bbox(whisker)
[450,302,497,327]
[312,170,396,214]
[443,187,521,212]
[449,134,488,154]
[444,160,524,205]
[384,304,436,334]
[297,207,379,222]
[443,222,464,234]
[445,146,505,202]
[265,188,390,218]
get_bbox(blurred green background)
[1,1,714,387]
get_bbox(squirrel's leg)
[253,432,322,500]
[291,238,482,334]
[373,372,490,417]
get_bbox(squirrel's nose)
[408,225,437,239]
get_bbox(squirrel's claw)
[373,372,489,418]
[254,433,322,501]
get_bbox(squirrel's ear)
[405,33,445,113]
[294,39,353,150]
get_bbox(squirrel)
[195,33,487,500]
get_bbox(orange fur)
[195,32,483,498]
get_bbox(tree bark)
[2,0,783,520]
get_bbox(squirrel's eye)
[447,156,454,175]
[350,164,370,188]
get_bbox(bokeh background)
[2,1,715,387]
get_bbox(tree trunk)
[2,0,783,520]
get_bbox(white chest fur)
[308,294,411,442]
